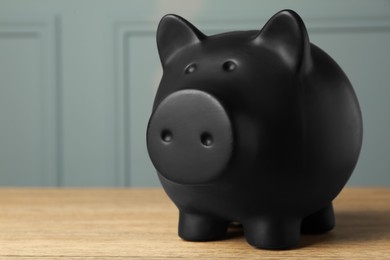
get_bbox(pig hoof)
[243,218,300,249]
[301,203,335,234]
[178,212,229,241]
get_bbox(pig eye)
[222,60,237,72]
[184,63,197,74]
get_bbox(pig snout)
[146,89,234,184]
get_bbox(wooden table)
[0,188,389,259]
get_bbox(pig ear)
[253,10,311,72]
[157,14,206,66]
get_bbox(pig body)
[147,10,362,249]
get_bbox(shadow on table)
[300,210,390,248]
[220,210,390,248]
[223,223,245,240]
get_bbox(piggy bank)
[146,9,362,249]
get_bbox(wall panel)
[0,19,60,186]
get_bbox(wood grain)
[0,188,389,259]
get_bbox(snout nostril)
[200,132,213,147]
[161,129,173,143]
[222,60,237,72]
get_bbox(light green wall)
[0,0,389,186]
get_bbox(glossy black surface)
[146,9,362,249]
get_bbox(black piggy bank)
[146,10,362,249]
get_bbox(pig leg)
[243,218,300,249]
[178,211,229,241]
[301,203,335,234]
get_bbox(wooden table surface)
[0,188,389,259]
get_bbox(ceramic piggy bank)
[146,10,362,249]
